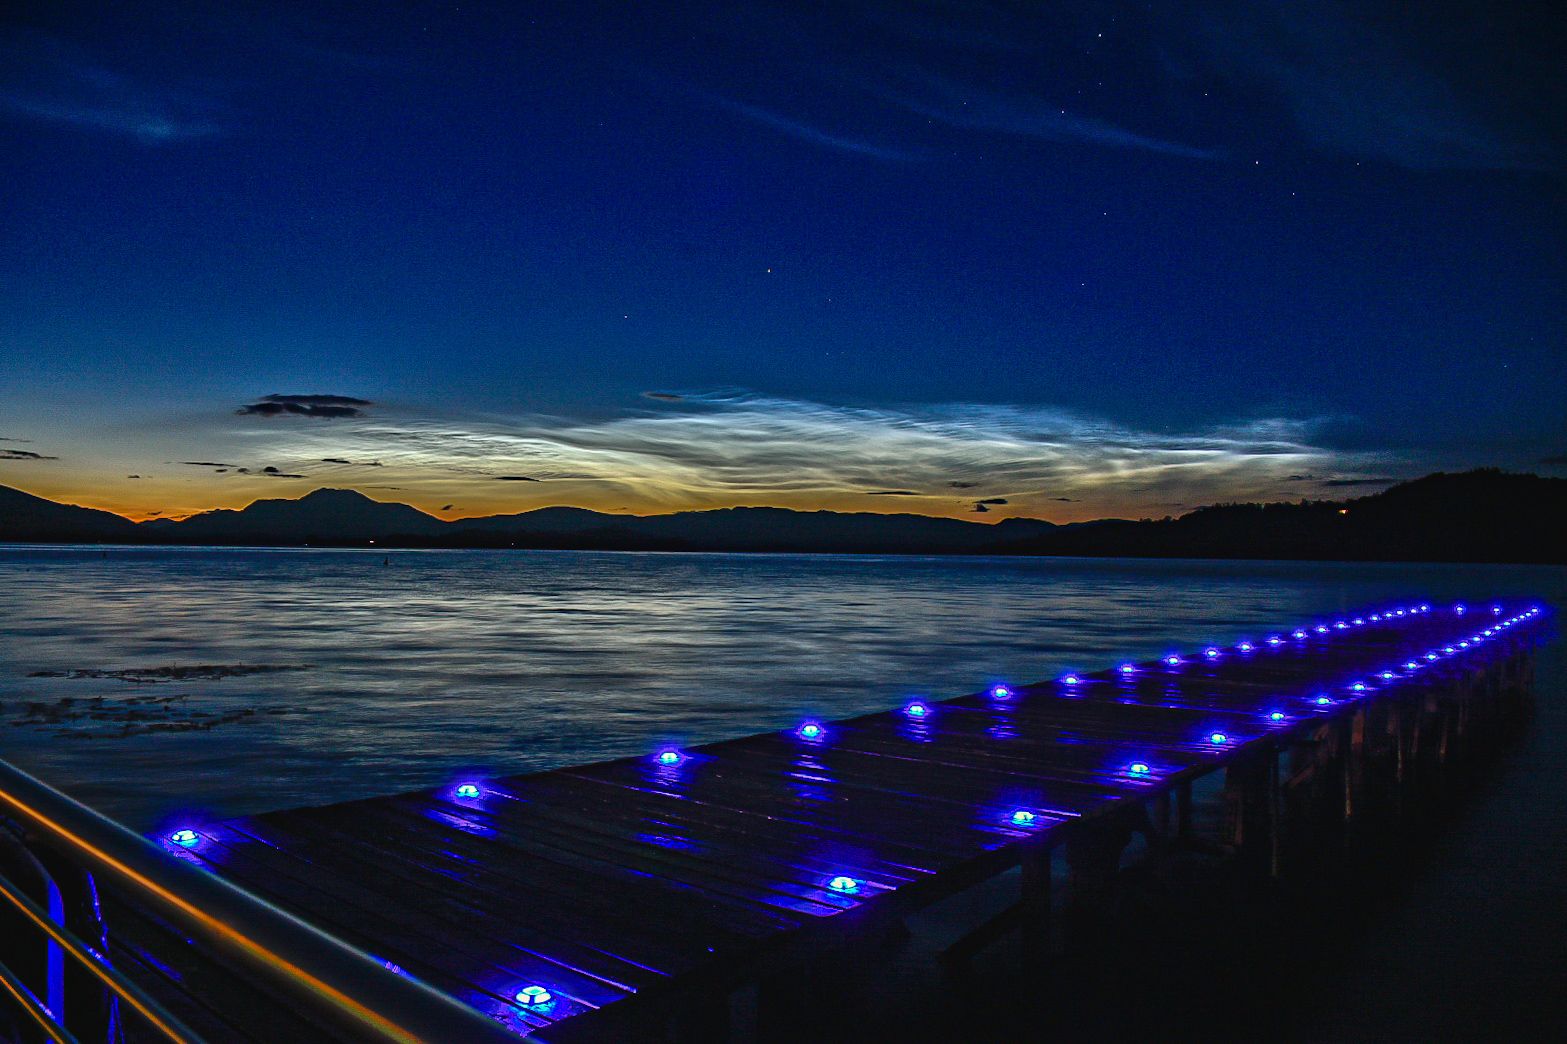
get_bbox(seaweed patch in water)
[27,664,312,683]
[7,694,299,738]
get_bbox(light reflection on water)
[0,545,1558,830]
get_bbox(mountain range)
[2,469,1563,562]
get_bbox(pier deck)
[118,602,1545,1040]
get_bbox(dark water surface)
[1,546,1559,829]
[2,546,1563,1039]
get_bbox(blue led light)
[905,700,930,718]
[1237,642,1255,652]
[1060,674,1081,686]
[1350,682,1367,692]
[1164,654,1183,666]
[1492,605,1503,615]
[1404,661,1418,670]
[797,721,824,740]
[1269,711,1286,722]
[990,684,1013,699]
[454,783,481,799]
[169,828,199,847]
[1454,603,1466,615]
[1443,646,1456,655]
[1335,622,1348,630]
[1292,630,1307,639]
[1380,671,1394,680]
[1315,695,1333,706]
[1267,635,1283,646]
[828,875,861,894]
[1204,647,1221,659]
[1419,604,1430,612]
[1370,614,1381,621]
[656,749,683,766]
[1209,731,1229,745]
[1425,652,1438,661]
[1128,761,1152,776]
[1118,663,1136,675]
[1352,617,1365,626]
[1315,625,1329,634]
[516,986,553,1008]
[1010,809,1038,826]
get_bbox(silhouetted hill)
[158,488,444,544]
[1002,469,1567,563]
[0,485,140,542]
[1,470,1562,561]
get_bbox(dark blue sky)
[2,1,1563,520]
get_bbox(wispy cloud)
[1,449,58,461]
[710,96,923,161]
[204,390,1401,518]
[867,67,1219,160]
[1187,2,1560,170]
[1,32,226,143]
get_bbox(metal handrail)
[0,954,80,1044]
[0,866,201,1041]
[0,758,519,1043]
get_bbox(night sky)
[2,1,1563,522]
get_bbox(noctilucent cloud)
[2,1,1563,521]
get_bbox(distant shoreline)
[4,468,1565,564]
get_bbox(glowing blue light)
[1267,635,1283,646]
[1292,630,1307,640]
[797,722,824,740]
[1380,671,1394,680]
[1419,604,1430,612]
[169,829,199,847]
[1425,652,1438,661]
[1269,711,1286,722]
[1315,696,1333,706]
[1395,609,1406,616]
[1128,761,1152,776]
[1454,603,1466,615]
[1237,642,1255,652]
[1209,731,1229,745]
[1165,654,1183,666]
[1010,809,1038,826]
[1118,663,1136,675]
[1204,647,1221,659]
[1443,646,1455,655]
[1404,661,1418,670]
[990,684,1013,699]
[828,875,861,894]
[1492,605,1503,615]
[516,986,552,1008]
[905,700,930,718]
[656,749,683,766]
[1370,614,1381,621]
[1353,618,1365,626]
[1060,674,1080,686]
[1315,625,1329,634]
[1351,682,1367,692]
[1335,622,1348,630]
[454,783,481,799]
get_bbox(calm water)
[1,546,1560,834]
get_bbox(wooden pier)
[19,601,1549,1041]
